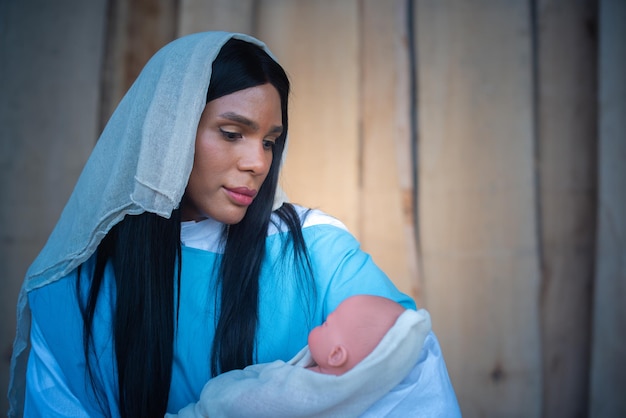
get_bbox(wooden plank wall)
[2,1,624,417]
[536,1,598,416]
[100,0,178,127]
[415,2,542,416]
[178,0,256,37]
[0,1,108,415]
[359,0,419,299]
[590,0,626,416]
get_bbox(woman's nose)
[238,140,271,174]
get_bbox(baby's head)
[307,295,406,375]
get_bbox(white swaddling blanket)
[168,308,431,418]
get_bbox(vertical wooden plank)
[255,0,361,234]
[99,0,178,128]
[0,0,107,414]
[590,0,626,416]
[536,1,598,416]
[178,0,256,36]
[416,1,541,416]
[361,0,420,300]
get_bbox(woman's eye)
[219,128,242,141]
[263,139,276,151]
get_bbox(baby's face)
[307,308,348,366]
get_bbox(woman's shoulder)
[28,255,92,300]
[28,253,115,318]
[269,204,349,236]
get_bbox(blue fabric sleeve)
[303,224,416,315]
[25,265,119,417]
[25,313,91,418]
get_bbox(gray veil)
[8,31,279,417]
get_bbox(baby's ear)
[327,345,348,367]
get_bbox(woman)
[9,32,459,417]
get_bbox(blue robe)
[25,208,458,416]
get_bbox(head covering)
[8,31,285,417]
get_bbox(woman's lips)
[224,187,257,206]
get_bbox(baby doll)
[168,295,431,418]
[306,294,407,375]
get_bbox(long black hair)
[206,39,291,375]
[77,38,313,418]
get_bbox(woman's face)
[181,83,283,224]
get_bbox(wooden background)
[1,0,624,416]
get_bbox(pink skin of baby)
[306,295,406,375]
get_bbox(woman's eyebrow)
[219,111,283,134]
[269,125,284,135]
[219,112,258,129]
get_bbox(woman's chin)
[212,207,248,225]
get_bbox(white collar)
[180,217,225,252]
